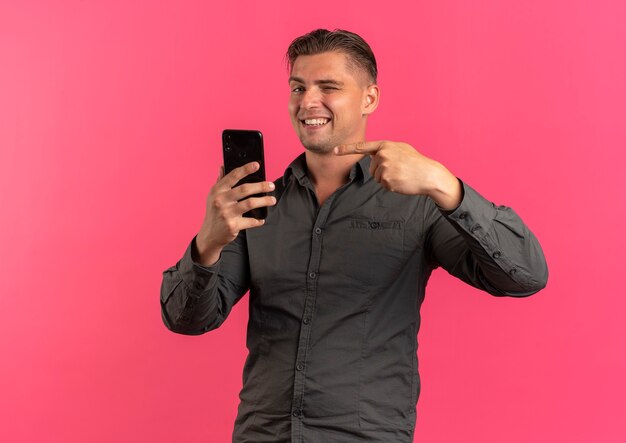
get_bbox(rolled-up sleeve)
[425,180,548,296]
[160,231,250,335]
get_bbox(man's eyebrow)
[288,76,344,86]
[316,79,344,86]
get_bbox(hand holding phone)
[193,130,275,266]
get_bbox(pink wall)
[1,0,625,441]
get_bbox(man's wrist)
[193,234,223,267]
[427,163,463,211]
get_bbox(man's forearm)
[427,162,464,211]
[428,181,548,296]
[193,231,223,267]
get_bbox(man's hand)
[334,141,463,210]
[195,162,277,266]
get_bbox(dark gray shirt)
[160,153,548,442]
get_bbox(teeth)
[304,118,329,126]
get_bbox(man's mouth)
[301,117,331,127]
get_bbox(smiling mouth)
[300,117,331,127]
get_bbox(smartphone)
[222,129,267,219]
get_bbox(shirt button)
[369,221,380,229]
[509,268,517,275]
[309,272,317,279]
[459,212,468,219]
[314,227,322,234]
[471,224,481,233]
[292,409,301,418]
[303,317,311,325]
[296,363,305,371]
[492,251,501,259]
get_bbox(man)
[160,29,548,442]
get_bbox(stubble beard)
[301,139,335,155]
[298,126,341,156]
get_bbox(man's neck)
[305,150,364,205]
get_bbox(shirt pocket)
[327,216,406,288]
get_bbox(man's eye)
[291,87,304,93]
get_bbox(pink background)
[1,0,625,442]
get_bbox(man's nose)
[301,88,322,109]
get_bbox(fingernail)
[333,147,339,154]
[268,182,275,190]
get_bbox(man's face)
[288,51,375,155]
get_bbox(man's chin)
[302,143,335,155]
[299,136,335,155]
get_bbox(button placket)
[291,195,335,441]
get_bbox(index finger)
[220,161,260,189]
[334,141,383,156]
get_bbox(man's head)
[286,29,380,154]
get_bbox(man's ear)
[363,84,380,115]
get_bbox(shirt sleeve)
[424,179,548,296]
[160,231,250,335]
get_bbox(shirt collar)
[283,152,373,187]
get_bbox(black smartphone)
[222,129,267,219]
